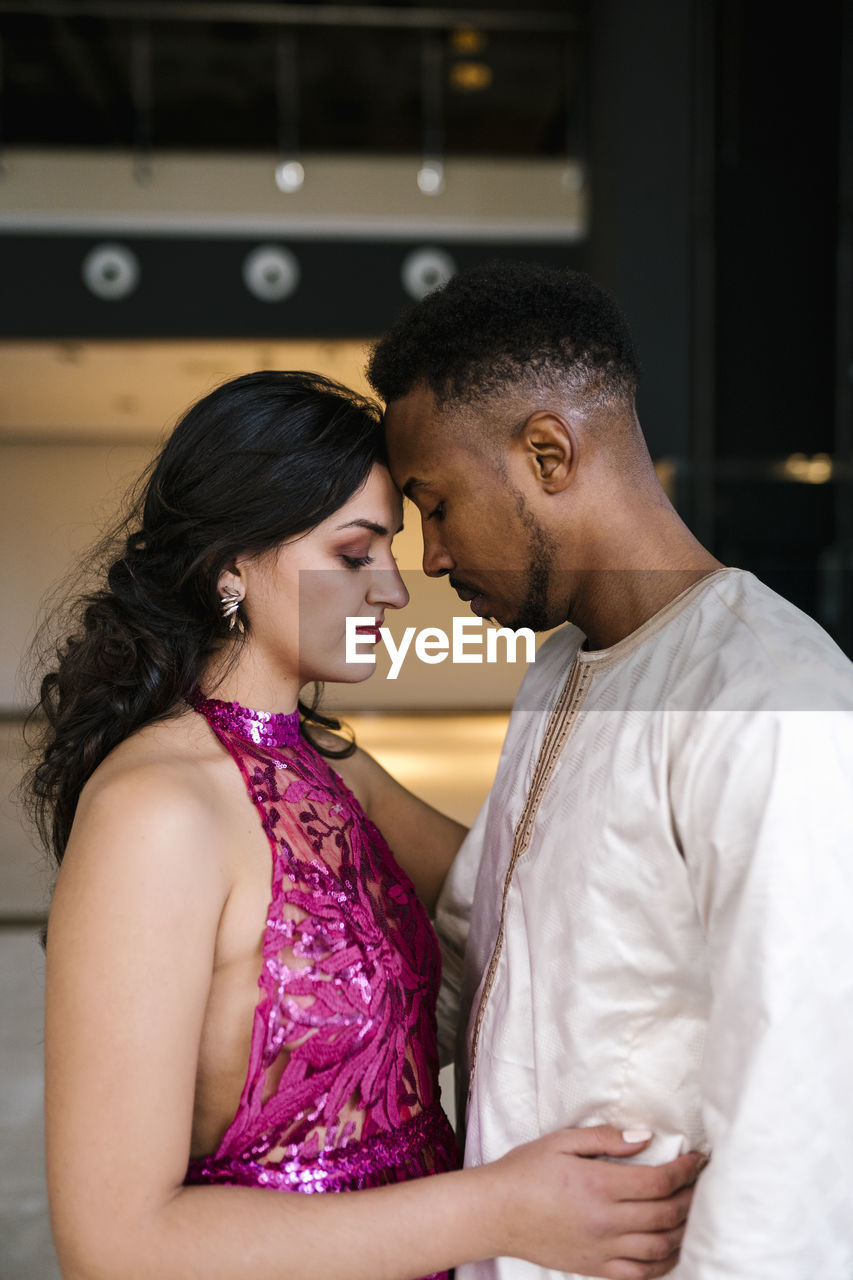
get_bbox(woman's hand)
[481,1124,703,1279]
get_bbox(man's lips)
[449,576,481,602]
[450,578,486,614]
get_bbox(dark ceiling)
[0,1,587,157]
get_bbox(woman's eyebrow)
[335,518,389,535]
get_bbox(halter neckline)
[187,687,300,749]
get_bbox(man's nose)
[421,526,454,578]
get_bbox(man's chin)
[484,603,555,633]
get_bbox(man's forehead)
[383,383,441,436]
[383,419,470,499]
[383,386,445,470]
[385,431,451,490]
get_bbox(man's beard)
[503,532,557,633]
[481,481,557,632]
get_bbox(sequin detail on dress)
[184,690,458,1280]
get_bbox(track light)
[401,247,456,300]
[82,243,140,300]
[242,245,300,302]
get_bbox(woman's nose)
[367,564,410,611]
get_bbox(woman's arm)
[333,741,467,911]
[46,768,699,1280]
[310,724,466,911]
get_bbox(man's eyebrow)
[402,477,433,499]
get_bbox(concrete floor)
[0,928,61,1280]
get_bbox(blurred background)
[1,1,850,1275]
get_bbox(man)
[367,261,853,1279]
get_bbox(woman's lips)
[355,625,382,643]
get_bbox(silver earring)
[219,585,243,630]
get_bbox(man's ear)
[519,410,577,493]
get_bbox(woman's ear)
[216,559,245,604]
[216,560,246,633]
[520,410,577,493]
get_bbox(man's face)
[384,384,560,631]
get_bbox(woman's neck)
[199,646,300,716]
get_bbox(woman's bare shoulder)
[98,703,223,775]
[66,706,233,879]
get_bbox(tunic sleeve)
[671,683,853,1277]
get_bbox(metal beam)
[0,2,581,34]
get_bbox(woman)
[29,371,697,1280]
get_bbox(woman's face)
[232,463,409,690]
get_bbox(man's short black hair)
[367,260,640,409]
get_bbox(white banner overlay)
[346,616,536,680]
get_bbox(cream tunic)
[436,569,853,1279]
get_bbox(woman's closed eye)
[341,553,374,570]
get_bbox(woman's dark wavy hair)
[26,370,386,868]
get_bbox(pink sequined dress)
[184,690,459,1278]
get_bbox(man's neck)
[574,565,722,651]
[565,513,723,651]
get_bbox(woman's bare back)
[77,704,281,1156]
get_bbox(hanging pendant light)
[274,30,304,193]
[131,20,153,186]
[561,31,586,195]
[417,31,445,196]
[0,31,6,181]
